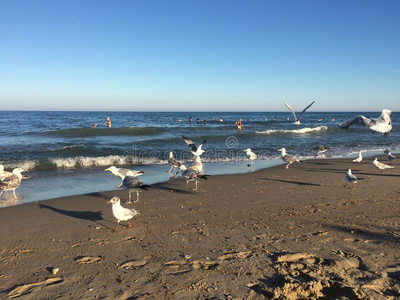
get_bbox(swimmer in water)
[92,122,98,128]
[235,119,243,130]
[219,117,223,123]
[105,117,112,128]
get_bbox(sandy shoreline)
[1,156,399,299]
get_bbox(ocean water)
[0,111,398,207]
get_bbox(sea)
[0,111,398,207]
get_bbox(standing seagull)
[277,148,303,169]
[372,157,394,172]
[0,168,25,199]
[387,151,396,164]
[107,196,137,232]
[344,169,359,188]
[168,152,181,173]
[182,136,207,156]
[243,148,258,167]
[284,101,315,125]
[339,109,392,135]
[105,166,144,188]
[178,165,208,191]
[122,170,148,203]
[353,151,363,165]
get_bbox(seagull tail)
[140,185,150,190]
[200,175,210,180]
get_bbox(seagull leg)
[115,222,119,232]
[12,189,17,199]
[128,191,132,203]
[134,191,140,203]
[352,183,355,189]
[192,180,198,191]
[127,220,132,228]
[185,181,189,190]
[285,164,289,169]
[0,191,3,198]
[117,183,123,188]
[168,165,173,173]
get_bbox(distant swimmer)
[189,117,193,123]
[197,118,201,123]
[235,119,243,130]
[318,118,323,122]
[105,117,112,128]
[178,119,183,123]
[92,122,98,128]
[331,117,335,121]
[203,120,207,124]
[219,117,223,123]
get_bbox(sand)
[0,156,399,299]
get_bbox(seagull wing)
[0,175,20,190]
[297,101,315,121]
[117,168,132,177]
[339,115,371,129]
[370,109,392,133]
[195,140,207,154]
[182,136,197,152]
[284,102,297,121]
[123,176,143,189]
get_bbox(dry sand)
[0,156,399,299]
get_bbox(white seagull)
[284,101,315,125]
[372,157,394,172]
[168,151,181,173]
[243,148,258,167]
[182,136,207,156]
[105,166,144,188]
[277,148,303,169]
[344,169,359,189]
[107,196,137,232]
[387,152,396,164]
[122,170,148,203]
[339,109,392,135]
[0,168,25,199]
[178,165,208,191]
[353,151,363,165]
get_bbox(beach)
[1,155,399,299]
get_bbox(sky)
[0,0,399,111]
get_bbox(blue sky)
[0,0,399,111]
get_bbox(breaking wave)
[256,126,328,135]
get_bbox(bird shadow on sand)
[39,204,114,230]
[304,169,400,177]
[260,178,321,186]
[151,182,190,194]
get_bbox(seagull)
[168,151,181,173]
[105,166,144,188]
[243,148,257,167]
[344,169,359,189]
[384,148,392,154]
[353,151,363,165]
[122,170,148,203]
[277,148,303,169]
[284,101,315,125]
[0,165,12,180]
[189,155,203,173]
[386,152,397,164]
[107,196,137,232]
[314,145,329,156]
[177,165,208,191]
[0,168,25,199]
[372,157,394,172]
[182,136,207,156]
[339,109,392,135]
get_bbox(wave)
[256,126,328,135]
[35,127,165,137]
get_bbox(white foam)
[256,126,328,135]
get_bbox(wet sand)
[1,156,399,299]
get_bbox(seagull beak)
[105,168,110,171]
[107,200,112,204]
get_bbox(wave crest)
[256,126,328,135]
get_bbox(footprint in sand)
[8,277,63,298]
[74,256,102,264]
[118,257,151,270]
[191,260,219,270]
[218,251,252,261]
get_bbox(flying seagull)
[122,170,148,203]
[353,151,363,165]
[339,109,392,135]
[107,196,137,232]
[105,166,144,188]
[0,168,25,199]
[168,151,181,173]
[344,169,359,189]
[182,136,207,156]
[243,148,258,167]
[314,145,329,156]
[372,157,394,172]
[284,101,315,125]
[277,148,303,169]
